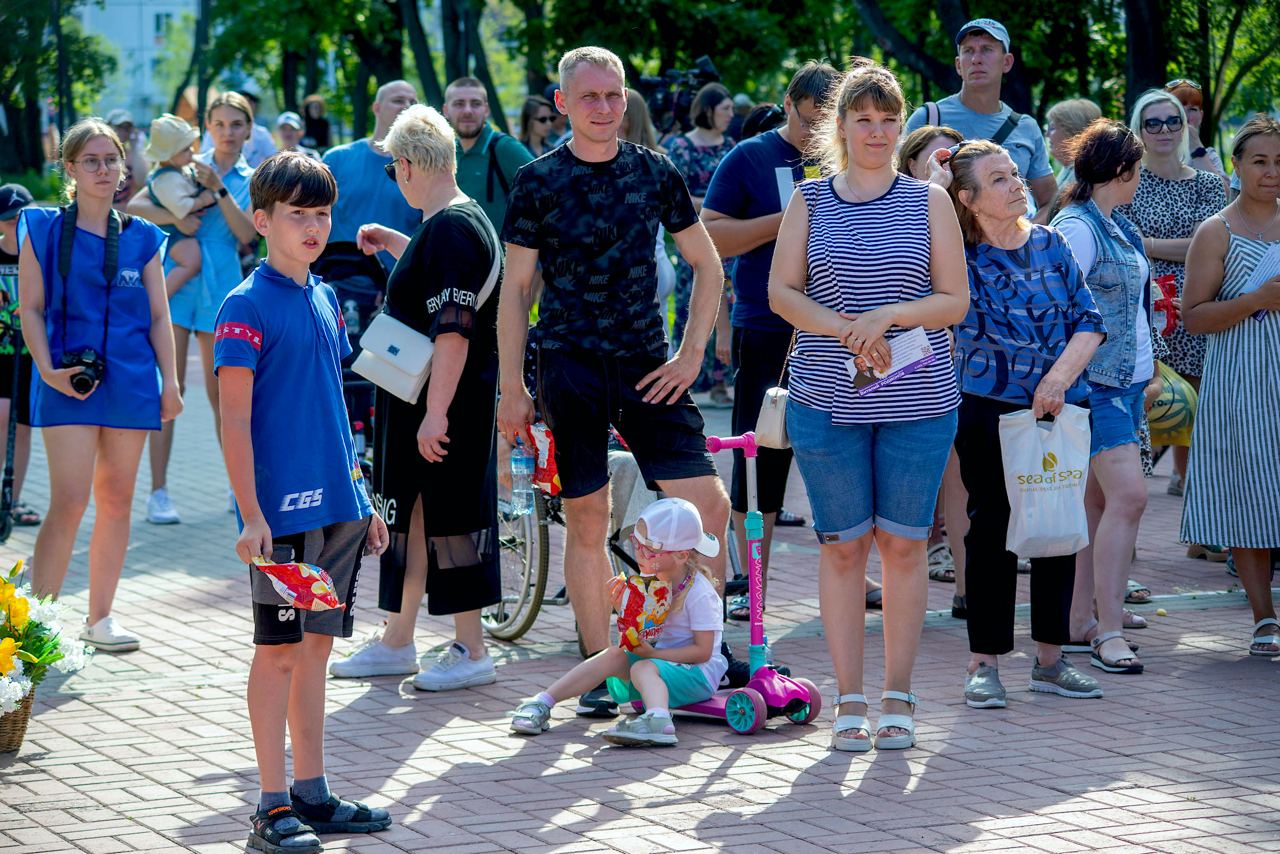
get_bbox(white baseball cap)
[634,498,720,558]
[276,111,303,130]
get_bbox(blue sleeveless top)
[18,206,167,429]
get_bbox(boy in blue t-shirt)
[214,152,391,853]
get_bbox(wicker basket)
[0,690,34,753]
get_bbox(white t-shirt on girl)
[653,572,727,691]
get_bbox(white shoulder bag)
[755,328,797,450]
[352,245,501,404]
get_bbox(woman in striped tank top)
[769,61,969,752]
[1182,115,1280,658]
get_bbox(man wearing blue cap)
[906,18,1057,219]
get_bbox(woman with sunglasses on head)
[1181,115,1280,658]
[518,95,557,158]
[1050,119,1160,675]
[1116,89,1227,512]
[770,60,969,751]
[17,118,183,651]
[329,105,504,691]
[932,139,1106,708]
[1165,79,1227,180]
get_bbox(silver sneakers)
[79,616,140,652]
[964,663,1007,709]
[509,699,552,735]
[412,642,496,691]
[602,711,678,746]
[1030,658,1104,699]
[328,633,419,678]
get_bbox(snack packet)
[530,422,561,496]
[253,556,345,611]
[617,573,673,650]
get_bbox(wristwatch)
[216,187,229,199]
[1191,146,1207,159]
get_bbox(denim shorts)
[1087,381,1146,456]
[785,401,957,542]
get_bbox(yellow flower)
[0,637,18,674]
[0,578,13,608]
[7,596,28,633]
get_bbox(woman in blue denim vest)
[1051,120,1162,675]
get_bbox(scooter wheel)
[725,687,767,734]
[785,677,822,724]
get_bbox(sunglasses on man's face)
[1143,115,1184,134]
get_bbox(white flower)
[0,674,31,715]
[52,636,90,673]
[2,660,20,680]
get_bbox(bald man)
[322,80,422,271]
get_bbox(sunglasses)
[630,532,674,560]
[383,159,399,182]
[531,116,554,124]
[941,139,983,162]
[1142,115,1184,134]
[1165,78,1201,91]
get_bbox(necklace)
[1237,202,1280,240]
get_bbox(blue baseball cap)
[956,18,1011,51]
[0,184,33,221]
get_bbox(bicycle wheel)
[483,491,550,640]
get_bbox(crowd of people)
[4,16,1279,852]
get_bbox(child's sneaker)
[509,699,552,735]
[412,641,496,691]
[289,791,391,834]
[602,711,677,746]
[247,805,321,853]
[79,616,140,652]
[328,634,418,678]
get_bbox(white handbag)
[754,329,797,450]
[352,245,501,404]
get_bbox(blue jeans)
[1087,381,1146,456]
[786,401,957,542]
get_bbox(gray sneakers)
[1030,657,1104,699]
[964,663,1007,709]
[602,711,678,746]
[509,699,552,735]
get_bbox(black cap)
[0,184,34,221]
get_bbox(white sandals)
[1250,617,1280,657]
[831,693,872,752]
[873,691,917,751]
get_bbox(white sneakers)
[80,616,140,652]
[146,488,181,525]
[412,642,496,692]
[328,634,420,678]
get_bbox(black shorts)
[538,348,717,499]
[730,327,795,514]
[250,517,370,645]
[0,352,33,427]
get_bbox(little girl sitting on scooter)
[509,497,727,746]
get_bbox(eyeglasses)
[1165,78,1201,91]
[942,139,982,161]
[629,532,670,560]
[1142,116,1184,134]
[75,156,122,173]
[531,116,554,124]
[383,159,399,182]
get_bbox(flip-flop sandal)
[727,594,752,622]
[1249,618,1280,657]
[10,502,41,526]
[928,564,955,583]
[927,543,955,583]
[289,792,391,834]
[1124,579,1152,604]
[1089,631,1144,674]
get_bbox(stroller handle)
[706,432,758,457]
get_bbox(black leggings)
[955,394,1075,656]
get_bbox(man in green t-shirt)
[442,77,534,230]
[0,184,39,526]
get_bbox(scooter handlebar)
[706,432,757,455]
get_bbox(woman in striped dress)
[769,61,969,751]
[1182,115,1280,657]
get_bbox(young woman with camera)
[17,118,183,652]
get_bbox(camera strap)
[58,203,125,364]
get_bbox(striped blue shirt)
[788,175,959,424]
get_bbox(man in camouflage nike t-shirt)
[497,46,730,712]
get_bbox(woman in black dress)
[328,104,502,691]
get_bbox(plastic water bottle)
[352,421,366,457]
[510,437,535,517]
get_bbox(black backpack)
[485,131,513,204]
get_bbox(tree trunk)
[352,64,371,140]
[852,0,957,91]
[1193,2,1214,149]
[1123,0,1168,113]
[170,38,199,115]
[305,46,320,98]
[401,0,445,107]
[442,0,466,84]
[465,1,507,132]
[281,49,302,113]
[518,0,549,97]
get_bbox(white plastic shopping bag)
[998,404,1091,558]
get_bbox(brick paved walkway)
[1,358,1277,853]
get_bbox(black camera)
[60,348,105,394]
[637,56,721,135]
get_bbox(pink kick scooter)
[639,432,821,733]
